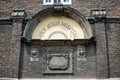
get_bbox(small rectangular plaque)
[44,52,73,74]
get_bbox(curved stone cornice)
[23,6,93,42]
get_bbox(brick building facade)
[0,0,120,79]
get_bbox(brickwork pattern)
[95,22,109,78]
[0,24,12,77]
[0,0,120,79]
[107,23,120,78]
[8,19,23,78]
[0,0,120,19]
[21,45,96,78]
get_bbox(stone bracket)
[11,9,26,19]
[90,9,107,23]
[53,4,64,15]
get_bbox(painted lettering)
[39,21,78,39]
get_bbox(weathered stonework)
[0,0,120,79]
[94,22,109,78]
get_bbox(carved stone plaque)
[43,46,73,74]
[48,55,68,70]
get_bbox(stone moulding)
[22,6,93,43]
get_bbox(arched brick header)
[23,6,93,41]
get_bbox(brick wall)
[0,0,120,19]
[20,44,96,78]
[0,24,12,77]
[107,23,120,78]
[0,0,120,79]
[94,22,109,78]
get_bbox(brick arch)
[23,6,93,41]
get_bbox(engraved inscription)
[39,21,78,39]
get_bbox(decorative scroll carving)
[76,45,86,61]
[30,45,39,61]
